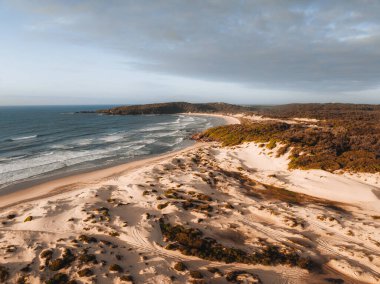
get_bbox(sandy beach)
[0,113,238,209]
[1,114,380,283]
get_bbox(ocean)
[0,105,224,194]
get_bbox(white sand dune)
[220,143,380,210]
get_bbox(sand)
[0,114,379,283]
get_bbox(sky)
[0,0,380,105]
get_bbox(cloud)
[7,0,380,93]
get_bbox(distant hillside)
[96,102,252,115]
[256,103,380,120]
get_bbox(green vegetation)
[77,268,93,277]
[196,118,380,173]
[78,235,97,243]
[159,218,317,270]
[225,270,262,283]
[109,264,123,273]
[157,202,170,209]
[45,273,69,284]
[24,216,33,222]
[189,270,203,279]
[78,252,97,264]
[120,274,134,282]
[7,214,16,219]
[255,103,380,121]
[96,102,251,115]
[48,249,75,271]
[266,139,277,150]
[0,265,9,282]
[207,267,221,274]
[109,231,120,237]
[174,262,187,271]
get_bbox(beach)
[0,113,239,209]
[0,113,380,283]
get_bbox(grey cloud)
[9,0,380,93]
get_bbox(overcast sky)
[1,0,380,105]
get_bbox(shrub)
[173,261,187,271]
[266,139,277,149]
[109,231,120,237]
[109,264,123,273]
[189,270,203,279]
[0,266,9,282]
[77,268,93,277]
[48,249,75,271]
[78,253,97,264]
[7,214,16,219]
[78,235,97,243]
[159,218,317,269]
[225,270,262,283]
[45,273,69,284]
[207,267,221,274]
[120,274,134,282]
[24,216,33,222]
[157,202,170,210]
[40,249,53,259]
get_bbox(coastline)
[0,113,238,209]
[1,112,379,283]
[181,112,240,125]
[0,143,207,209]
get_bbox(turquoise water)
[0,106,224,192]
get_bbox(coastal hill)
[96,102,252,115]
[256,103,380,120]
[96,102,380,119]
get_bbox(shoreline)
[0,142,206,209]
[1,113,379,283]
[0,113,238,209]
[181,112,240,125]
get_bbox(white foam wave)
[146,130,180,138]
[75,138,94,146]
[100,134,125,142]
[0,148,113,183]
[10,135,37,141]
[140,126,166,132]
[0,155,26,162]
[138,138,156,145]
[156,137,184,147]
[50,144,74,150]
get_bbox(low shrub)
[173,261,187,271]
[78,235,97,243]
[109,264,123,273]
[48,249,75,271]
[45,273,69,284]
[159,218,317,269]
[189,270,203,279]
[157,202,170,210]
[0,265,9,282]
[24,216,33,222]
[77,268,93,277]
